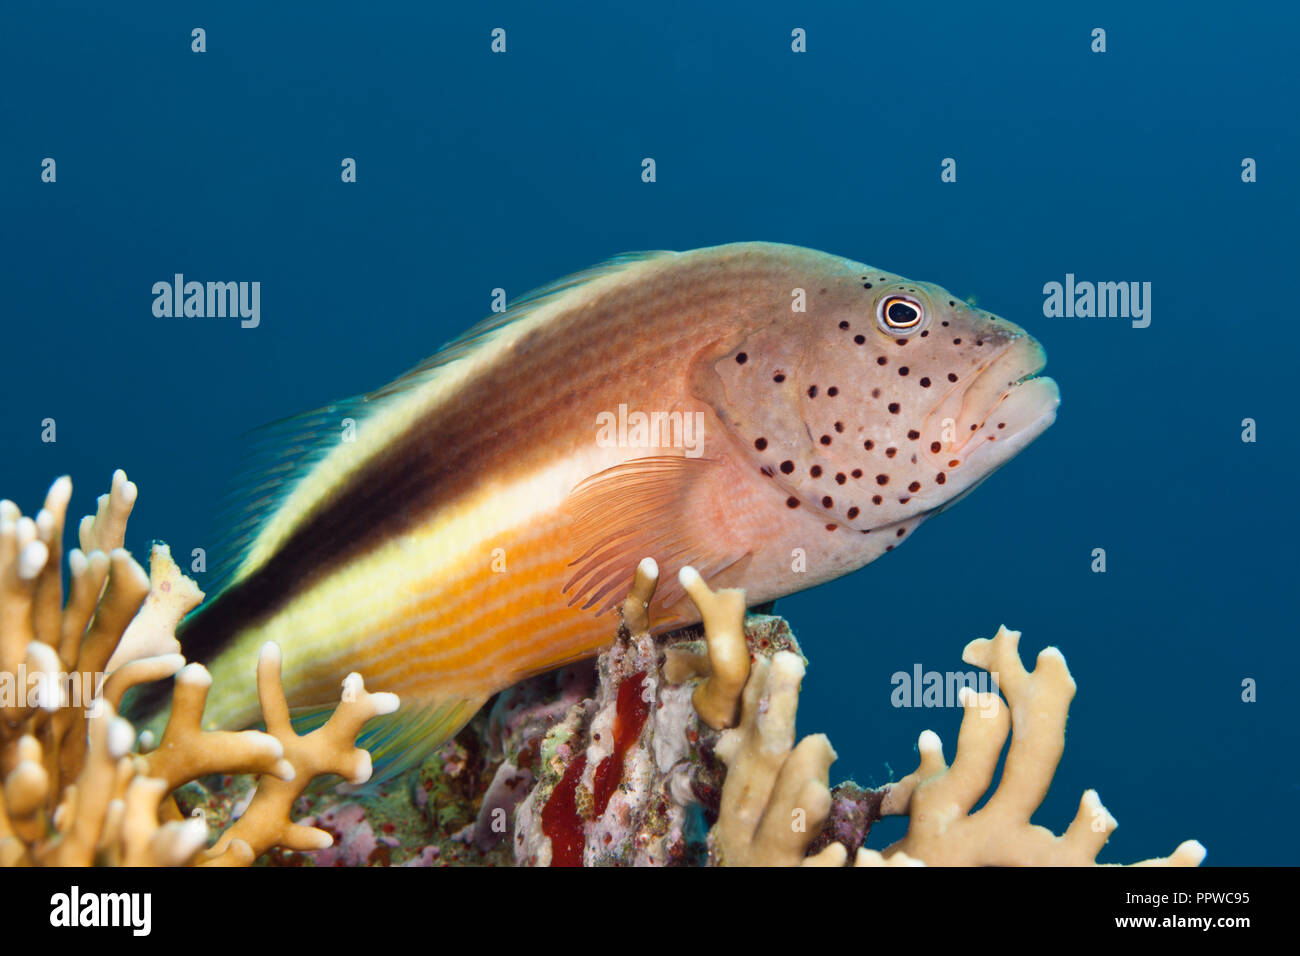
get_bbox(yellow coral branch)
[142,662,292,790]
[677,566,750,730]
[1,471,402,868]
[881,625,1206,867]
[620,556,659,635]
[204,642,399,863]
[711,652,837,866]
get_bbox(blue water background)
[3,1,1295,864]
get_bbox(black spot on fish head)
[760,275,949,531]
[685,255,1057,544]
[878,279,1059,512]
[778,270,1056,534]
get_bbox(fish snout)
[922,333,1058,473]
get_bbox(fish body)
[150,242,1059,759]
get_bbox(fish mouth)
[923,336,1060,467]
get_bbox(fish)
[133,241,1060,771]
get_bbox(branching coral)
[513,559,802,865]
[661,566,846,867]
[874,625,1205,867]
[515,560,1206,868]
[5,472,1204,870]
[0,471,399,866]
[667,581,1204,867]
[203,645,398,865]
[666,566,749,731]
[708,650,845,866]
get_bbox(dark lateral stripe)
[130,251,767,722]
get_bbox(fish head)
[696,261,1059,533]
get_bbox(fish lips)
[923,336,1060,471]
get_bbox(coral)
[662,565,749,730]
[620,573,1207,868]
[3,472,1207,868]
[708,650,844,866]
[874,625,1205,867]
[0,471,399,866]
[664,563,854,867]
[458,759,532,852]
[181,701,546,866]
[513,560,707,866]
[200,643,399,864]
[697,621,1205,867]
[805,782,887,859]
[511,558,807,866]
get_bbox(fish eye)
[877,295,926,333]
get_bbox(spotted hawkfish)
[134,242,1059,771]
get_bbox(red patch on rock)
[541,671,653,865]
[541,754,587,867]
[592,672,650,817]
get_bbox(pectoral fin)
[562,455,752,620]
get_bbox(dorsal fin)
[200,250,674,602]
